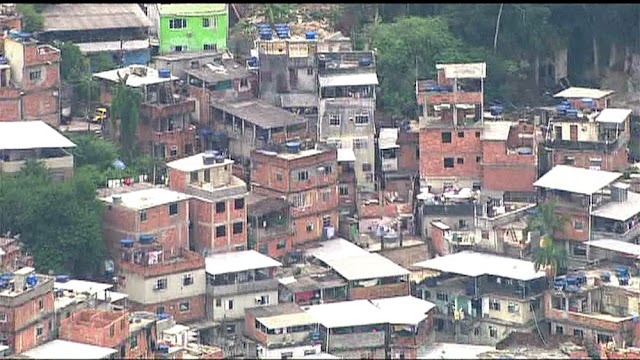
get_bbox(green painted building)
[157,4,228,55]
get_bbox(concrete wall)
[120,268,206,304]
[209,290,279,321]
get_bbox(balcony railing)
[545,138,622,152]
[206,278,279,297]
[592,225,640,242]
[118,250,204,278]
[140,99,196,119]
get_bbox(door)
[570,124,578,141]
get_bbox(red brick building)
[0,267,55,355]
[167,152,249,254]
[251,142,339,252]
[1,33,60,125]
[246,194,292,258]
[93,65,197,161]
[0,5,21,32]
[59,309,158,358]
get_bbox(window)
[490,299,501,311]
[598,334,613,343]
[457,157,464,165]
[170,146,178,157]
[168,203,178,215]
[329,114,341,126]
[216,201,225,213]
[0,313,5,323]
[474,327,481,336]
[174,45,187,52]
[156,306,165,314]
[202,18,211,28]
[276,171,283,182]
[458,219,467,228]
[169,18,187,29]
[183,274,194,286]
[574,329,584,338]
[291,193,312,208]
[204,44,217,51]
[226,324,236,334]
[362,163,373,172]
[457,131,465,138]
[322,190,331,202]
[38,299,44,309]
[216,225,226,238]
[155,278,167,290]
[109,324,114,337]
[563,156,575,166]
[281,352,294,359]
[306,222,314,232]
[489,326,498,338]
[436,292,448,302]
[215,299,222,307]
[353,138,368,150]
[322,165,333,175]
[277,239,287,250]
[354,113,369,125]
[441,132,452,143]
[297,170,309,181]
[444,157,454,168]
[258,295,270,305]
[227,300,234,310]
[190,171,199,183]
[304,349,317,356]
[573,244,587,257]
[238,78,249,89]
[140,210,147,222]
[475,131,481,138]
[203,169,211,183]
[555,325,564,335]
[476,156,482,163]
[307,67,314,75]
[234,198,244,210]
[130,334,138,349]
[507,302,519,313]
[179,302,190,313]
[233,222,243,234]
[339,184,349,196]
[29,70,42,82]
[365,173,374,183]
[590,157,602,170]
[322,215,332,227]
[36,324,44,338]
[259,244,268,254]
[574,220,584,230]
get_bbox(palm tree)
[526,200,569,277]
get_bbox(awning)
[337,148,356,162]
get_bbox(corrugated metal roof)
[42,4,151,32]
[158,3,227,16]
[591,191,640,221]
[318,73,378,87]
[205,250,282,275]
[586,239,640,258]
[379,128,399,150]
[482,121,512,141]
[595,108,632,124]
[76,40,150,54]
[257,312,317,329]
[280,93,318,108]
[436,63,486,79]
[0,121,76,150]
[533,165,621,195]
[553,87,615,99]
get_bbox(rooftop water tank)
[158,344,170,354]
[581,98,594,105]
[305,31,316,40]
[285,141,301,153]
[0,56,7,65]
[158,68,171,78]
[139,234,154,244]
[214,154,226,163]
[259,31,273,41]
[359,57,372,67]
[55,275,71,283]
[120,239,134,248]
[157,313,171,321]
[203,152,216,165]
[274,23,287,29]
[26,273,38,287]
[516,147,533,155]
[560,100,571,107]
[256,23,270,30]
[248,57,259,67]
[566,109,578,117]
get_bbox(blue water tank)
[157,313,171,321]
[158,344,170,353]
[310,331,320,341]
[274,23,287,29]
[139,234,154,244]
[359,57,372,67]
[260,32,273,41]
[120,239,134,248]
[560,100,571,107]
[0,273,13,281]
[566,109,578,117]
[26,273,38,287]
[55,275,71,283]
[285,141,301,153]
[581,98,594,106]
[556,104,569,112]
[0,56,7,65]
[516,147,533,155]
[248,57,258,67]
[305,31,316,40]
[0,280,7,289]
[158,68,171,78]
[256,23,270,30]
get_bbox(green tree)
[0,162,105,276]
[15,4,44,33]
[111,80,142,162]
[262,4,296,24]
[68,134,118,169]
[527,200,569,277]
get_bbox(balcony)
[419,91,482,106]
[207,278,279,297]
[118,249,204,278]
[1,155,73,173]
[592,225,640,242]
[546,138,622,152]
[140,98,196,119]
[265,330,319,349]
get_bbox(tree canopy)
[0,161,105,277]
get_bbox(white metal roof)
[436,63,487,79]
[100,188,192,210]
[318,73,378,87]
[93,65,178,87]
[21,340,117,359]
[163,324,190,336]
[553,87,615,99]
[591,191,640,221]
[320,254,410,281]
[304,299,388,328]
[0,121,76,150]
[205,250,282,275]
[257,312,317,329]
[166,153,234,172]
[482,122,512,141]
[305,238,369,261]
[586,239,640,258]
[54,280,113,294]
[595,108,632,124]
[337,148,356,162]
[379,128,399,150]
[77,39,150,54]
[533,165,621,195]
[371,296,436,325]
[413,251,546,281]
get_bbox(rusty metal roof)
[42,4,151,32]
